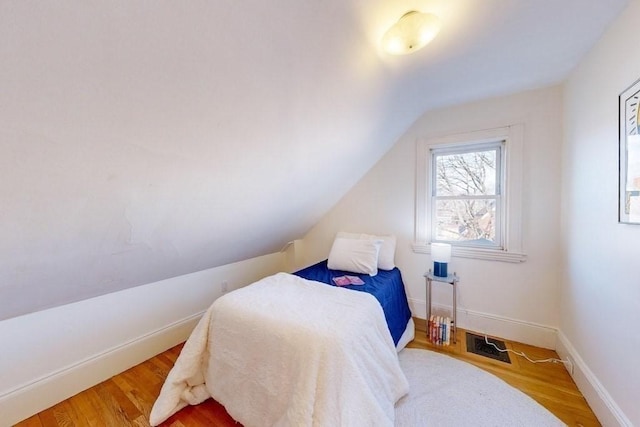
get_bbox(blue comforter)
[294,260,412,345]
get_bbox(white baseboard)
[408,297,557,349]
[556,331,632,427]
[0,312,203,427]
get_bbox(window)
[432,142,503,247]
[413,126,526,262]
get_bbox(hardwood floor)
[15,320,600,426]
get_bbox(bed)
[150,235,414,426]
[294,259,414,350]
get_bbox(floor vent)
[465,332,511,364]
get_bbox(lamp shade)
[431,243,451,263]
[382,11,441,55]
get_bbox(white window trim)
[413,125,526,263]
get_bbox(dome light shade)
[382,11,441,55]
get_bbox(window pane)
[434,199,496,244]
[435,149,497,196]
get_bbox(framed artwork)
[619,77,640,224]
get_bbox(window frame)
[413,125,526,263]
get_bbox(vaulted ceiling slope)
[0,0,628,319]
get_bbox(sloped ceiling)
[0,0,628,319]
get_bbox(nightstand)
[424,270,458,344]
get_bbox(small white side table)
[424,270,459,343]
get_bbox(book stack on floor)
[428,315,452,345]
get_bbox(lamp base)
[434,262,448,277]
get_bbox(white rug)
[395,349,566,426]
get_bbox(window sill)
[412,243,526,263]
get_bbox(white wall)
[296,86,564,348]
[0,252,282,426]
[559,1,640,425]
[0,1,401,321]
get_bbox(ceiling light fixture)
[382,11,441,55]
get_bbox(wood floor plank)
[131,415,152,427]
[97,387,136,426]
[14,320,600,426]
[113,366,162,421]
[50,400,84,427]
[34,407,58,427]
[101,378,144,421]
[110,374,147,418]
[13,415,43,427]
[79,386,123,427]
[66,394,96,427]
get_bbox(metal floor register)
[465,332,511,364]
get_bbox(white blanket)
[150,273,409,426]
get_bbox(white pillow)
[327,237,382,276]
[336,232,396,271]
[372,234,396,270]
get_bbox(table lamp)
[431,243,451,277]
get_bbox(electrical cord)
[483,335,568,365]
